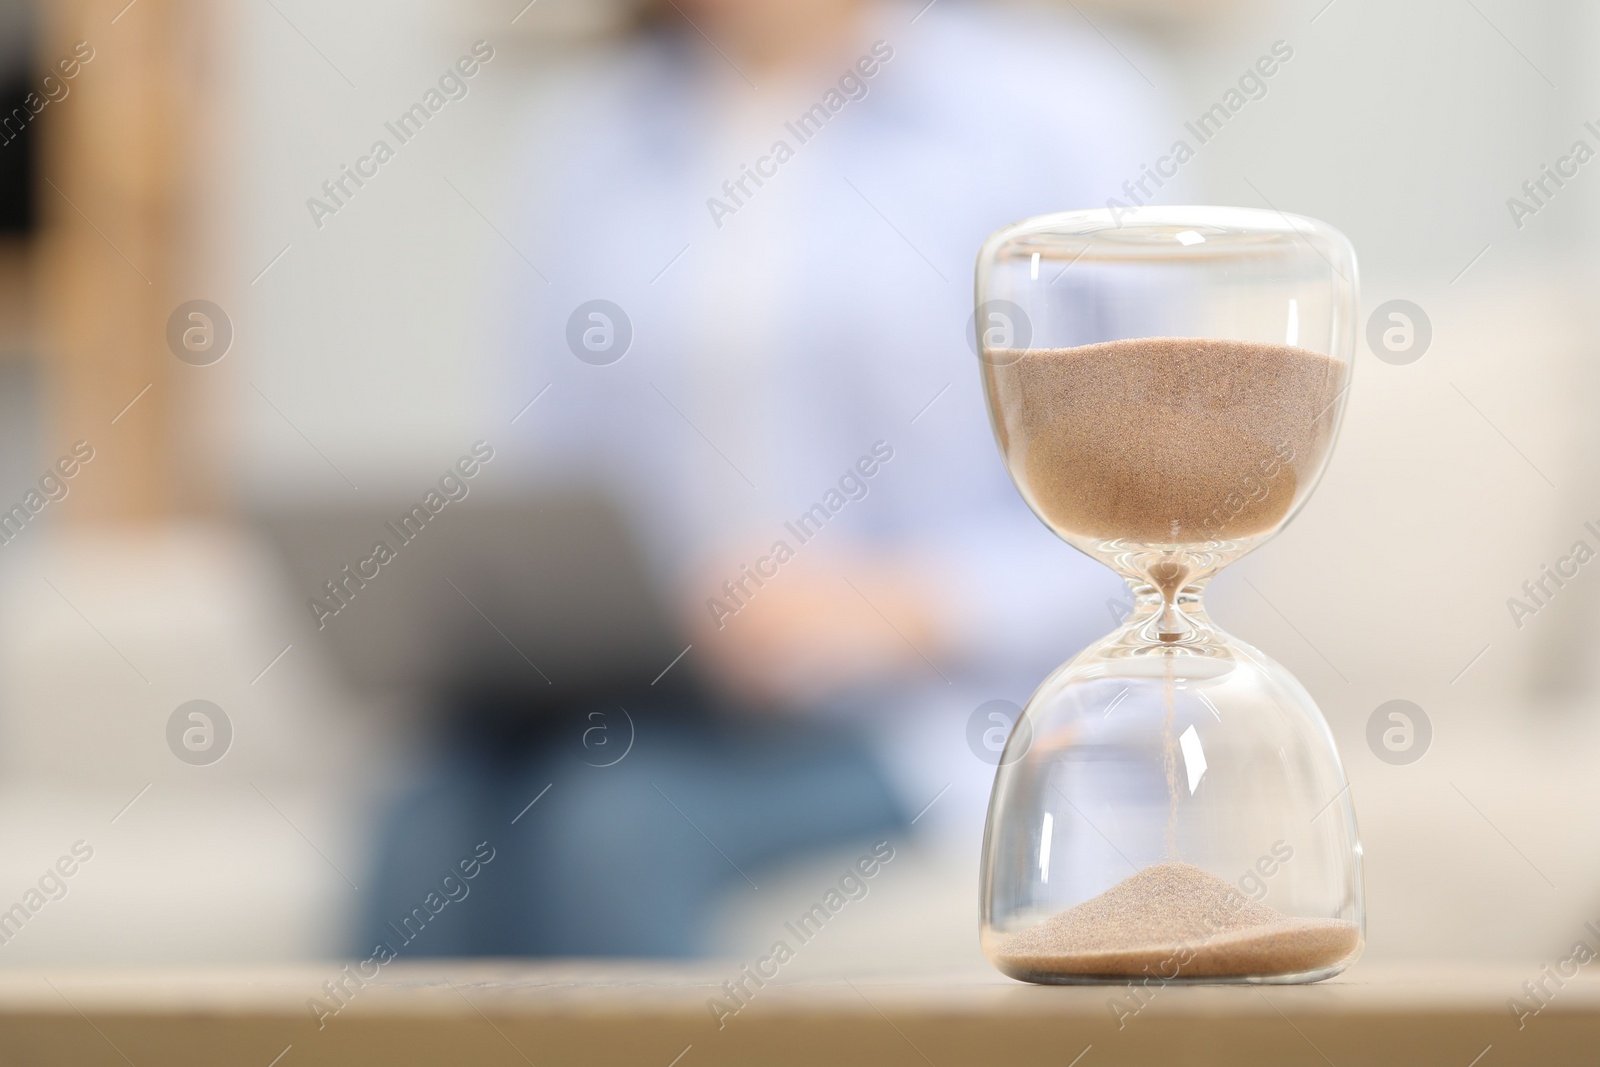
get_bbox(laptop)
[253,492,687,705]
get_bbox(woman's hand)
[686,550,952,710]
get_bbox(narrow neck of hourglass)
[1123,577,1216,646]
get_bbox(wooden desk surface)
[0,962,1593,1066]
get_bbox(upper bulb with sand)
[973,207,1365,984]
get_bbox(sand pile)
[983,337,1346,544]
[992,862,1359,980]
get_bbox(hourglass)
[975,206,1362,984]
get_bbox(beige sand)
[983,338,1346,545]
[992,862,1359,981]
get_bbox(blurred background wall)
[0,0,1595,970]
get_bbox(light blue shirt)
[498,2,1173,779]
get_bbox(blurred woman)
[362,0,1168,956]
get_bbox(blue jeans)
[358,708,907,957]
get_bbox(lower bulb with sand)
[974,207,1365,984]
